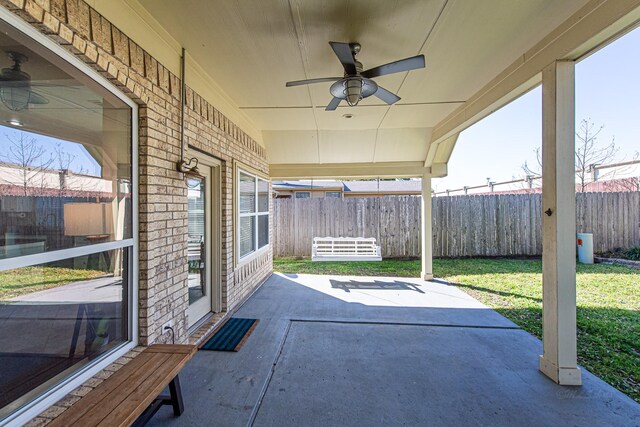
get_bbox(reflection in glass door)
[186,167,211,326]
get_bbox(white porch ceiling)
[132,0,622,174]
[0,31,130,151]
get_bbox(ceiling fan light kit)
[285,41,425,111]
[0,85,31,111]
[331,77,378,107]
[0,51,50,111]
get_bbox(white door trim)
[186,151,222,328]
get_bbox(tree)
[521,148,542,179]
[521,118,637,192]
[601,176,640,192]
[0,132,53,195]
[574,120,618,192]
[54,142,74,193]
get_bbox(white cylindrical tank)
[577,233,594,264]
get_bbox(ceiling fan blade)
[325,97,341,111]
[362,55,425,78]
[329,42,356,75]
[286,77,342,87]
[28,91,49,105]
[374,86,401,105]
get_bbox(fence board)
[272,193,640,258]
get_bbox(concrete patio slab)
[8,276,123,303]
[149,273,640,426]
[238,273,517,328]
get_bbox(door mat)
[200,318,259,352]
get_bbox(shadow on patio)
[329,279,425,293]
[149,273,640,426]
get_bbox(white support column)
[539,61,581,386]
[421,172,433,281]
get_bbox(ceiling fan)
[286,42,425,111]
[0,51,50,111]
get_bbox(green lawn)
[273,257,640,403]
[0,266,105,300]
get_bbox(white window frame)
[237,168,269,263]
[325,191,342,198]
[295,191,311,199]
[0,9,138,426]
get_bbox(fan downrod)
[348,43,362,75]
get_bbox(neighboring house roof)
[342,180,421,194]
[272,180,343,191]
[272,179,422,194]
[581,177,640,192]
[0,164,116,198]
[0,184,115,198]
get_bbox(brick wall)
[1,0,273,422]
[12,0,273,343]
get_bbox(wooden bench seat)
[48,344,197,427]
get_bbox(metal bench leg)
[168,375,184,416]
[132,375,185,426]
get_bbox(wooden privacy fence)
[272,192,640,258]
[273,196,421,258]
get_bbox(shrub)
[624,246,640,260]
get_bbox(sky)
[433,26,640,192]
[0,125,101,176]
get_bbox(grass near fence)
[274,258,422,277]
[273,257,640,403]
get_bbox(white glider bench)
[312,237,382,262]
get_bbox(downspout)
[177,47,199,174]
